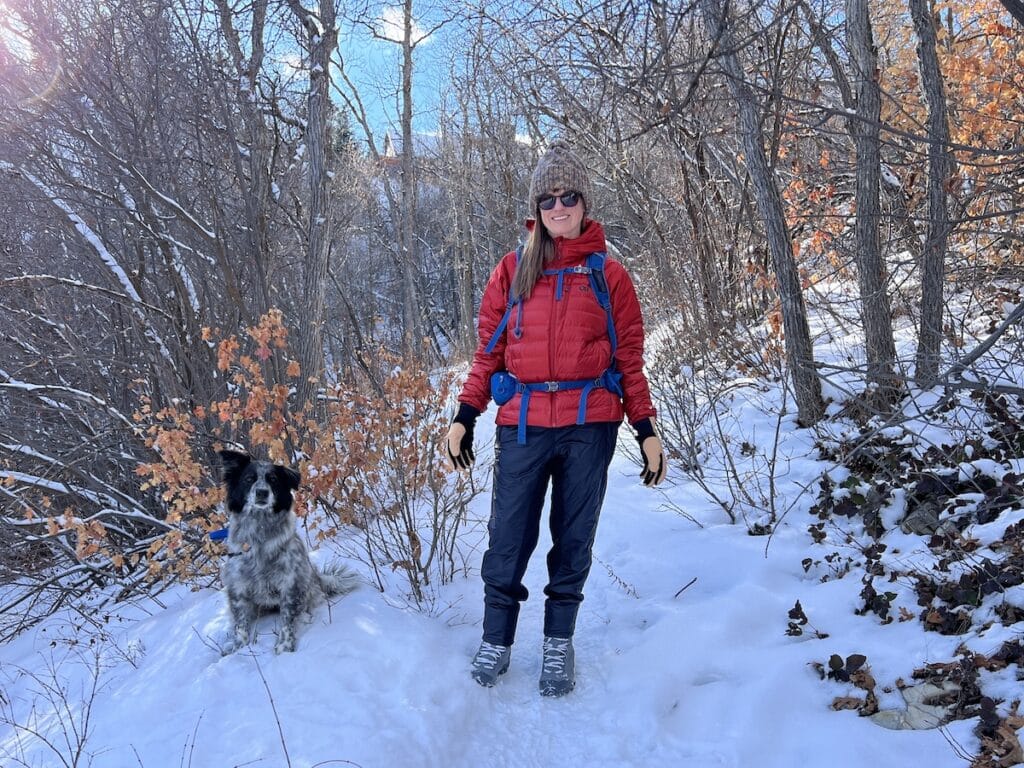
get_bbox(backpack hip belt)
[491,370,623,444]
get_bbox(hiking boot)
[471,641,511,687]
[539,635,575,697]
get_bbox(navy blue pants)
[481,422,619,645]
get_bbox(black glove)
[633,418,666,487]
[448,403,480,470]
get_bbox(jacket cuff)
[632,417,656,443]
[453,403,482,428]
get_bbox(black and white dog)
[218,449,358,654]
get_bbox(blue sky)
[336,2,457,146]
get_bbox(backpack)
[484,247,624,444]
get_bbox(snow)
[0,470,125,512]
[3,257,1015,765]
[29,175,143,303]
[881,164,901,189]
[0,401,983,768]
[0,376,135,428]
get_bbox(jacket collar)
[523,218,608,267]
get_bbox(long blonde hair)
[511,221,553,300]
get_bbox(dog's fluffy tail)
[317,563,361,597]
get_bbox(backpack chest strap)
[543,264,592,300]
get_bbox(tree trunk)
[288,0,338,410]
[998,0,1024,25]
[400,0,423,357]
[214,0,274,318]
[909,0,955,388]
[454,109,477,356]
[701,0,825,425]
[846,0,900,401]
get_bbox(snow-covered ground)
[0,395,984,768]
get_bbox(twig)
[249,652,292,768]
[674,577,697,598]
[947,299,1024,380]
[764,476,818,556]
[765,375,791,528]
[191,626,225,656]
[180,711,204,768]
[938,724,976,762]
[594,555,640,599]
[659,499,706,528]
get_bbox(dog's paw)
[274,628,296,654]
[221,640,240,657]
[221,626,250,656]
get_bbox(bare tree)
[908,0,955,388]
[466,1,752,341]
[397,0,426,356]
[333,1,457,359]
[701,0,825,425]
[0,0,356,626]
[846,0,899,403]
[287,0,340,409]
[210,0,278,324]
[431,16,532,355]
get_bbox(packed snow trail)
[0,422,972,767]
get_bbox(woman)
[445,140,666,697]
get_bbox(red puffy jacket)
[459,218,656,429]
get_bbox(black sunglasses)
[537,191,582,211]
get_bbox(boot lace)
[474,641,507,669]
[542,637,570,676]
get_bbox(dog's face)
[219,449,301,515]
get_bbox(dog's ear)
[275,465,301,492]
[218,449,250,482]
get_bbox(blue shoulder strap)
[586,252,617,360]
[484,247,522,355]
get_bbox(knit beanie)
[528,140,592,210]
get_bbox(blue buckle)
[545,381,559,392]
